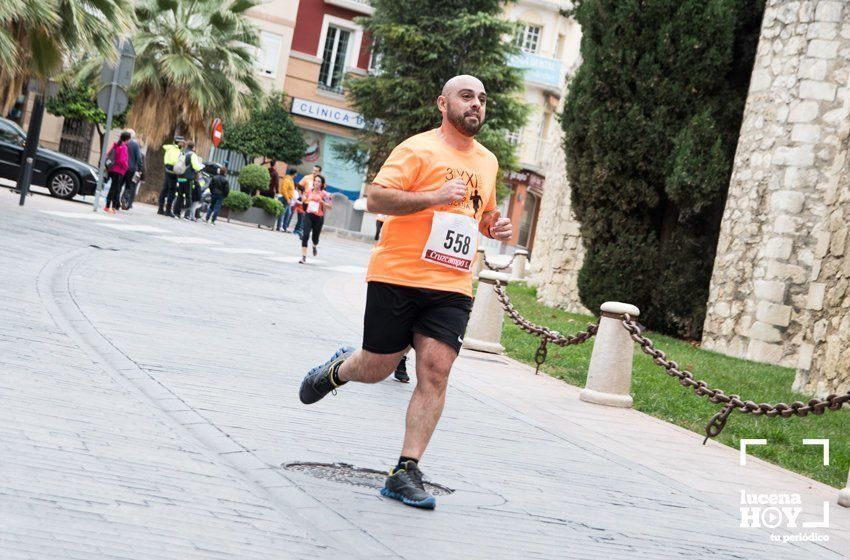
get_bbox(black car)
[0,117,99,199]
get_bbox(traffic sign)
[100,39,136,88]
[97,84,129,114]
[211,118,224,148]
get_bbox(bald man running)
[299,75,512,509]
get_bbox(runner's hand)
[487,211,512,241]
[431,177,467,206]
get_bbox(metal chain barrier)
[483,254,516,271]
[492,281,597,373]
[620,313,850,443]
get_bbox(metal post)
[16,91,46,205]
[93,44,123,213]
[18,158,34,206]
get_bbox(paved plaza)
[1,189,848,559]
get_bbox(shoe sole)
[393,376,410,384]
[380,487,436,509]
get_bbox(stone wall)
[794,93,850,395]
[528,85,588,315]
[702,0,850,395]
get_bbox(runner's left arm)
[479,210,512,241]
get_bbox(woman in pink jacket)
[105,131,131,213]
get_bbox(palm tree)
[128,0,263,148]
[0,0,134,114]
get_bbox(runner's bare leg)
[400,334,456,459]
[337,348,408,384]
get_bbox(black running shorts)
[362,281,473,355]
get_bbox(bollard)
[840,469,850,508]
[580,301,640,408]
[512,249,529,280]
[472,247,486,279]
[463,270,512,354]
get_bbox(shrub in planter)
[252,195,284,217]
[238,163,270,194]
[222,190,252,213]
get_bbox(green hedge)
[252,195,284,217]
[238,163,270,194]
[222,190,252,213]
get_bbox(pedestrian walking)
[204,165,229,224]
[121,129,144,209]
[276,168,296,232]
[158,136,184,217]
[298,175,332,264]
[299,75,513,509]
[104,131,131,213]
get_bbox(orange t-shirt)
[366,129,498,297]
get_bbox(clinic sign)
[291,98,365,130]
[508,52,563,88]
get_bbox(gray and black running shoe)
[299,346,354,404]
[380,461,436,509]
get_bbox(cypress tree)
[563,0,765,338]
[342,0,529,182]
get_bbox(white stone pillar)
[472,247,486,280]
[512,249,529,280]
[839,469,850,508]
[580,302,640,408]
[463,270,512,354]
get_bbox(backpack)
[172,152,189,175]
[104,145,116,169]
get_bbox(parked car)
[0,117,99,199]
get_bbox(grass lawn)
[499,282,850,489]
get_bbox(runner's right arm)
[367,178,467,216]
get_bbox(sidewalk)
[1,190,848,559]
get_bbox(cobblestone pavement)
[1,189,847,559]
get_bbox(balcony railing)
[317,82,344,96]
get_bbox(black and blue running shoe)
[380,461,436,509]
[299,346,355,404]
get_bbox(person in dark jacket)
[121,129,144,209]
[204,166,230,224]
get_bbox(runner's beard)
[449,108,483,136]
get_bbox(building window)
[368,40,382,75]
[506,130,520,146]
[256,31,282,77]
[514,24,541,54]
[319,26,351,94]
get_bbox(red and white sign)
[211,118,224,148]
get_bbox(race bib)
[421,211,478,271]
[307,201,320,214]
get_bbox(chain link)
[620,313,850,442]
[483,254,516,271]
[492,281,597,373]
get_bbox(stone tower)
[701,0,850,396]
[528,76,587,315]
